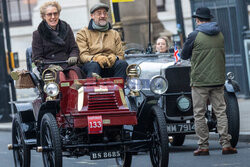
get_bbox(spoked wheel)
[12,114,31,167]
[115,151,132,167]
[40,113,62,167]
[224,91,240,147]
[170,134,185,146]
[150,105,169,167]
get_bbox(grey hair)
[40,1,61,19]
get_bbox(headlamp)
[227,72,234,80]
[176,96,191,112]
[44,82,59,97]
[150,76,168,95]
[127,78,142,92]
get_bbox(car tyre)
[12,114,31,167]
[149,105,169,167]
[170,134,185,146]
[40,113,62,167]
[115,151,132,167]
[224,91,239,148]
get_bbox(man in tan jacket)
[76,3,128,80]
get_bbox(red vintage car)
[8,51,170,167]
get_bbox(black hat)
[90,3,109,14]
[192,7,213,19]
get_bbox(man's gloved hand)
[92,55,111,68]
[107,54,117,68]
[68,57,78,66]
[48,65,63,72]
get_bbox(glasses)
[45,12,58,17]
[95,11,108,16]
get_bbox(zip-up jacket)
[181,22,225,86]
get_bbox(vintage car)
[8,50,170,167]
[125,52,240,148]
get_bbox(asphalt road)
[1,131,249,167]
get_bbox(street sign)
[112,0,134,2]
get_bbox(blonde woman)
[155,36,169,53]
[32,1,83,81]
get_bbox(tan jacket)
[76,27,124,63]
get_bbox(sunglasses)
[46,12,59,17]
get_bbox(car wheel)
[40,113,62,167]
[170,134,185,146]
[115,151,132,167]
[12,114,31,167]
[224,91,239,147]
[149,105,169,167]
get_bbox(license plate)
[90,151,121,160]
[87,115,103,134]
[167,123,195,133]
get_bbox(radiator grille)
[164,66,193,117]
[88,92,118,110]
[165,66,191,93]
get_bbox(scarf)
[92,20,110,32]
[45,21,60,36]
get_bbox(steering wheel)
[125,48,144,54]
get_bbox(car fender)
[12,102,36,140]
[37,100,60,128]
[224,80,240,93]
[13,102,35,123]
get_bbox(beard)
[98,20,107,26]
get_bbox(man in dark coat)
[32,1,82,80]
[181,7,237,156]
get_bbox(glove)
[48,65,63,72]
[92,55,111,68]
[107,54,117,67]
[68,57,78,66]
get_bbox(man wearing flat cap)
[76,3,128,80]
[181,7,237,156]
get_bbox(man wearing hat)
[181,7,237,156]
[76,3,128,80]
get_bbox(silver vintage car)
[125,52,240,147]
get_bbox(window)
[0,0,37,27]
[156,0,166,11]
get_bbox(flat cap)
[90,3,109,14]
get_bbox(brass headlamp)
[42,69,59,101]
[126,64,142,96]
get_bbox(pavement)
[0,88,249,143]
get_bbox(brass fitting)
[126,64,141,96]
[42,69,58,101]
[37,146,43,152]
[7,144,13,150]
[169,136,173,143]
[42,69,57,84]
[126,64,141,78]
